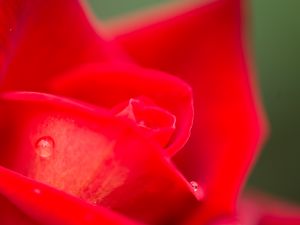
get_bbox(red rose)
[0,0,298,225]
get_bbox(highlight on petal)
[0,0,125,91]
[48,63,194,156]
[239,192,300,225]
[0,91,200,225]
[110,0,268,224]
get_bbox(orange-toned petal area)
[112,0,267,223]
[0,167,140,225]
[49,63,193,156]
[0,0,125,91]
[0,92,200,225]
[239,192,300,225]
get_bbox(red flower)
[0,0,298,225]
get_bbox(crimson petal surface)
[112,0,267,223]
[0,91,200,225]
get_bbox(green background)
[88,0,300,203]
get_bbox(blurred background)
[88,0,300,203]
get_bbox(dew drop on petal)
[190,180,204,200]
[190,181,199,192]
[35,136,54,159]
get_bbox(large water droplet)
[35,136,54,159]
[190,181,199,192]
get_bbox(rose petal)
[0,193,40,225]
[113,97,177,147]
[0,0,125,90]
[0,91,200,224]
[112,0,268,223]
[0,166,140,225]
[239,192,300,225]
[49,63,194,156]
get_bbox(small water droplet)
[190,180,205,200]
[190,181,198,192]
[35,136,54,159]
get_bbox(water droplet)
[35,136,54,159]
[190,180,205,200]
[190,181,199,192]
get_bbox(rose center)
[112,97,176,147]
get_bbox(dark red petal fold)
[0,193,40,225]
[0,91,199,225]
[0,0,125,90]
[111,0,267,223]
[49,63,194,156]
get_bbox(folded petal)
[0,91,200,225]
[112,0,267,223]
[49,63,194,156]
[0,0,125,90]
